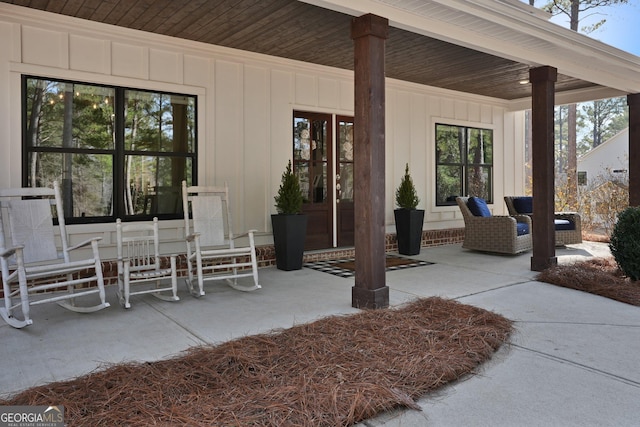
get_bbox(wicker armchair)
[504,196,582,246]
[456,197,532,254]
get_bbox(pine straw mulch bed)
[537,257,640,306]
[1,297,512,427]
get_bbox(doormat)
[304,254,433,278]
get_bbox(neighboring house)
[577,128,629,230]
[0,0,638,265]
[578,128,629,187]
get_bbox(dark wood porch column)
[529,66,558,271]
[628,93,640,207]
[351,14,389,309]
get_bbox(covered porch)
[1,0,639,311]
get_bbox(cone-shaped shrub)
[395,163,420,210]
[274,160,303,214]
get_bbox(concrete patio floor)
[1,241,639,426]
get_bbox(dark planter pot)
[394,209,425,256]
[271,214,308,271]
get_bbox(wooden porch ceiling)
[1,0,598,100]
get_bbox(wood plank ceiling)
[0,0,597,100]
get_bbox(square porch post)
[628,93,640,207]
[351,14,389,309]
[530,66,558,271]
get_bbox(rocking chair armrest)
[67,237,103,252]
[232,229,257,240]
[1,244,24,259]
[186,232,201,243]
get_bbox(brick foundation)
[2,228,465,294]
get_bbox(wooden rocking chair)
[116,217,179,308]
[0,182,110,328]
[182,181,260,297]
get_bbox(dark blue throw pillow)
[512,197,533,214]
[467,197,491,217]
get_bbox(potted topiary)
[271,160,308,270]
[394,163,425,255]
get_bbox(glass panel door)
[293,111,332,250]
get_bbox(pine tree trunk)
[567,104,578,210]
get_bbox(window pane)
[312,119,328,161]
[296,163,310,202]
[467,165,492,202]
[436,165,462,205]
[436,123,493,206]
[467,128,493,164]
[578,171,587,186]
[124,156,192,215]
[27,152,113,217]
[339,121,354,161]
[482,129,493,163]
[311,162,327,203]
[24,76,197,222]
[338,119,354,202]
[436,124,463,163]
[25,79,115,150]
[125,91,195,153]
[340,163,354,202]
[294,118,311,161]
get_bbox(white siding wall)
[577,128,629,183]
[0,4,525,257]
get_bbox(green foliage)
[274,160,304,214]
[580,97,627,150]
[395,163,420,210]
[609,206,640,281]
[542,0,629,32]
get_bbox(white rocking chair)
[182,181,260,297]
[0,182,110,328]
[116,217,179,308]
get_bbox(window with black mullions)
[435,123,493,206]
[23,76,197,223]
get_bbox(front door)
[293,112,355,250]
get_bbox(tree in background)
[540,0,628,209]
[579,97,627,153]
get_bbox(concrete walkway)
[1,242,639,426]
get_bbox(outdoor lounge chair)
[504,196,582,246]
[0,182,110,328]
[456,196,532,254]
[116,217,179,308]
[182,181,260,297]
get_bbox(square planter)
[394,209,425,255]
[271,214,308,271]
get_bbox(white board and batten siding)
[0,5,526,258]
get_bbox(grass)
[0,297,512,427]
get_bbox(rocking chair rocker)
[0,182,110,328]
